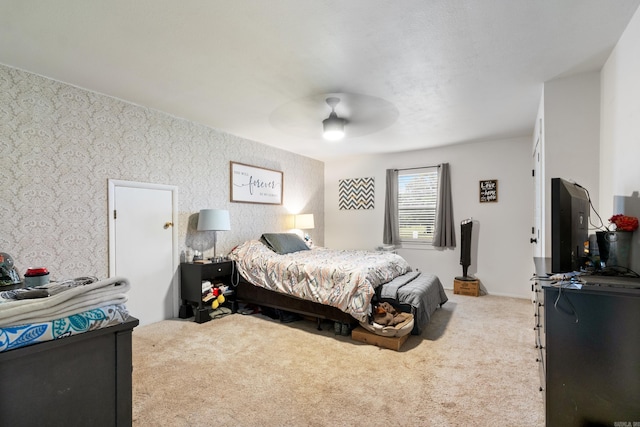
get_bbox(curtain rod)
[394,164,440,172]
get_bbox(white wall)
[325,137,534,299]
[539,71,601,257]
[601,6,640,272]
[601,6,640,213]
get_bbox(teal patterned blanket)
[0,276,130,352]
[0,303,129,352]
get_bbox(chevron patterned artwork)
[338,177,375,210]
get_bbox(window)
[397,167,439,243]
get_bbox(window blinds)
[397,167,438,242]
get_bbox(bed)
[228,234,448,335]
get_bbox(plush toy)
[211,293,225,310]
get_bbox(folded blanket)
[0,277,130,327]
[378,272,448,334]
[379,271,421,300]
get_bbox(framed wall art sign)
[479,179,498,203]
[338,177,375,210]
[230,161,283,205]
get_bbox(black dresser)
[0,316,139,427]
[544,280,640,426]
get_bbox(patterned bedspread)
[0,303,129,352]
[229,240,411,322]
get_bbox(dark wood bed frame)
[234,279,357,327]
[234,277,426,334]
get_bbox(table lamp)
[294,213,315,242]
[197,209,231,261]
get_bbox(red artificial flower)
[609,214,639,232]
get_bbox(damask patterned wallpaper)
[0,64,324,280]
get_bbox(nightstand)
[179,260,234,323]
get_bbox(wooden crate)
[453,279,479,297]
[351,326,409,351]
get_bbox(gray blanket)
[378,272,448,334]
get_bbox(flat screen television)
[551,178,590,273]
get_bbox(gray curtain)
[383,168,400,245]
[433,162,455,248]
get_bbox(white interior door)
[108,180,178,326]
[533,131,544,259]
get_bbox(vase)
[596,231,633,269]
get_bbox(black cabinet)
[544,284,640,426]
[0,316,139,427]
[179,261,234,323]
[532,277,546,393]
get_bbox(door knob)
[530,238,537,244]
[164,222,173,229]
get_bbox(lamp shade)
[197,209,230,231]
[294,214,315,230]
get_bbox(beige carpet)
[131,291,544,426]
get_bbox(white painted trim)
[108,179,180,318]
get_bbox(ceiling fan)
[269,92,399,141]
[322,97,347,141]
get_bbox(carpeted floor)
[131,291,545,426]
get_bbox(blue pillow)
[260,233,310,254]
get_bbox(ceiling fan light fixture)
[322,97,346,141]
[323,112,346,141]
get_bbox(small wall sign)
[479,179,498,203]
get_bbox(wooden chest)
[453,279,479,296]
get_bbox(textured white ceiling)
[1,1,638,160]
